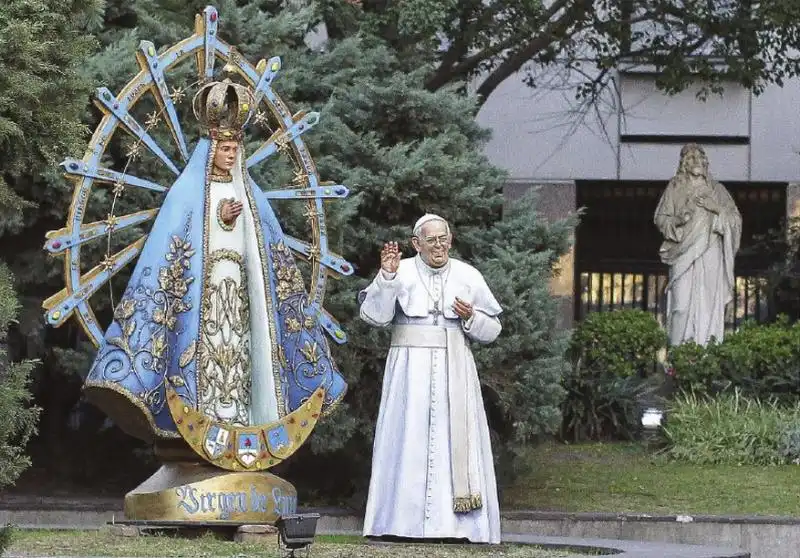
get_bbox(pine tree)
[0,266,40,488]
[0,0,102,493]
[0,265,40,552]
[278,36,573,497]
[0,0,101,234]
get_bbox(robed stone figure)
[655,143,742,346]
[358,214,502,544]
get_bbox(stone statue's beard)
[679,165,707,178]
[678,154,708,177]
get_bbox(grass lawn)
[505,442,800,516]
[4,530,582,557]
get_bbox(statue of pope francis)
[359,214,503,544]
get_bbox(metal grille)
[574,180,786,329]
[577,272,668,323]
[576,272,769,330]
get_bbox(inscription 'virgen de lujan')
[176,484,297,520]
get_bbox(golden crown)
[192,75,255,141]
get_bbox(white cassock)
[359,255,502,544]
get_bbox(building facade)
[477,66,800,329]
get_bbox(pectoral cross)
[431,300,442,325]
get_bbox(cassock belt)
[390,324,482,514]
[390,324,448,347]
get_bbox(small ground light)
[276,513,321,558]
[641,407,664,429]
[641,406,665,446]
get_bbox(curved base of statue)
[124,461,297,523]
[166,385,326,471]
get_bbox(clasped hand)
[220,199,243,226]
[452,297,473,321]
[694,194,720,214]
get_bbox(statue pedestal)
[124,462,297,524]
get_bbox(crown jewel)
[192,75,255,141]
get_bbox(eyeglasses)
[418,235,449,247]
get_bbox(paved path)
[504,534,748,558]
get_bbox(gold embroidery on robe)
[198,249,252,425]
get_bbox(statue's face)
[213,140,239,173]
[680,148,708,178]
[412,219,452,268]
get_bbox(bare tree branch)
[411,0,800,115]
[425,0,575,91]
[426,1,487,91]
[475,2,590,104]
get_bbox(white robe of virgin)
[654,176,742,346]
[199,151,280,426]
[359,255,502,544]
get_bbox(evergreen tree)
[0,0,101,234]
[18,0,572,500]
[0,0,96,536]
[0,263,40,553]
[0,266,40,489]
[0,265,40,552]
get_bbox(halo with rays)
[42,5,353,347]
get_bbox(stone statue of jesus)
[654,143,742,346]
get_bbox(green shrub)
[561,368,653,441]
[670,318,800,400]
[0,266,39,490]
[569,309,668,378]
[562,310,667,442]
[663,390,800,465]
[668,340,723,395]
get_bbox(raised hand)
[380,241,401,274]
[220,199,244,227]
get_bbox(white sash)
[390,324,482,513]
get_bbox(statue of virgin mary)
[82,75,347,453]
